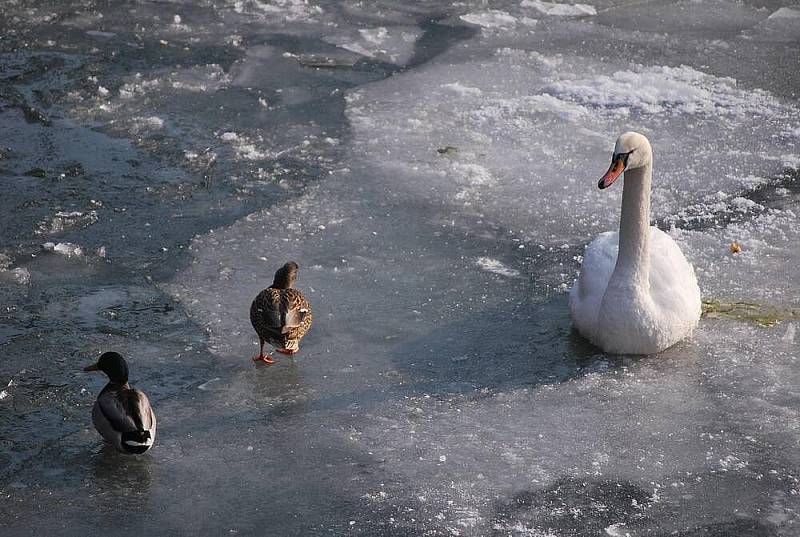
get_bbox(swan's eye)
[617,150,634,165]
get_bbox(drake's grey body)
[85,352,156,454]
[92,383,157,454]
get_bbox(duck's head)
[84,351,129,384]
[271,261,299,290]
[598,131,652,190]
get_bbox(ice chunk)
[0,379,13,400]
[522,0,596,16]
[476,257,520,277]
[0,257,30,285]
[131,116,165,132]
[743,7,800,42]
[604,522,629,536]
[235,0,323,22]
[323,25,422,64]
[10,267,31,285]
[43,242,84,257]
[460,10,520,29]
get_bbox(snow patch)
[782,324,796,343]
[441,82,483,98]
[545,65,783,117]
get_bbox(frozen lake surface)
[1,0,799,535]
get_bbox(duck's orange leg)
[252,339,277,364]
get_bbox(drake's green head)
[84,351,129,384]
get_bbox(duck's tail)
[121,430,153,454]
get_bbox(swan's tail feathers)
[121,430,153,454]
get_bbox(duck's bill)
[598,156,626,189]
[83,363,99,372]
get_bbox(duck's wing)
[280,288,311,333]
[121,388,155,434]
[119,388,156,451]
[250,288,284,336]
[98,387,155,433]
[96,386,155,453]
[97,386,139,434]
[280,289,313,342]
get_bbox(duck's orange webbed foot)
[275,348,297,355]
[252,354,277,364]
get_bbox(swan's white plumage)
[570,228,701,354]
[570,132,701,354]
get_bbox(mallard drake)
[84,352,157,454]
[250,261,313,364]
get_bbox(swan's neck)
[611,163,652,288]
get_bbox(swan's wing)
[570,232,619,339]
[648,228,702,320]
[573,231,618,302]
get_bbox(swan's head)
[598,131,652,189]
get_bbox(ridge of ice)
[768,7,800,19]
[544,65,782,117]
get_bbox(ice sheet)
[3,0,800,535]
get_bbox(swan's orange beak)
[598,154,626,189]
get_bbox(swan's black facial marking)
[598,150,634,190]
[614,150,634,166]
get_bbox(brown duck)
[250,261,313,364]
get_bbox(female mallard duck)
[570,132,701,354]
[84,352,157,454]
[250,261,313,364]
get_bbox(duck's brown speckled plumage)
[250,262,313,355]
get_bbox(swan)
[569,132,701,354]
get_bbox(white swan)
[569,132,701,354]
